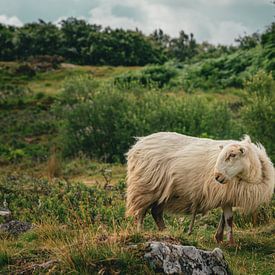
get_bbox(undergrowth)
[0,171,274,274]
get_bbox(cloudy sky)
[0,0,274,44]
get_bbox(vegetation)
[0,165,274,274]
[0,18,274,274]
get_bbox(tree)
[14,20,62,59]
[168,31,198,61]
[0,24,16,60]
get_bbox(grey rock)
[144,242,231,275]
[0,207,11,217]
[0,220,32,235]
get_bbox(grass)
[0,61,274,274]
[0,62,141,95]
[0,161,274,274]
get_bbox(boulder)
[144,241,231,275]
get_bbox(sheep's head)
[214,140,250,184]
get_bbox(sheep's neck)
[238,156,263,185]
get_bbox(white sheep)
[126,132,274,244]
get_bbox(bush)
[0,84,32,106]
[244,70,274,98]
[0,175,126,226]
[241,70,275,161]
[15,63,36,77]
[178,46,266,91]
[60,77,234,162]
[27,55,65,71]
[114,65,177,89]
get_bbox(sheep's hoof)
[226,238,236,247]
[214,233,224,244]
[157,225,166,231]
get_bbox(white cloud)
[87,0,251,44]
[208,21,249,45]
[0,15,23,27]
[89,2,142,31]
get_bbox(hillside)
[0,22,274,273]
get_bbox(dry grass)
[1,218,274,274]
[46,148,62,180]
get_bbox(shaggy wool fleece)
[126,132,274,218]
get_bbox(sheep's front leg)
[223,206,234,245]
[215,212,225,243]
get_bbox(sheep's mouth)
[218,178,225,184]
[215,177,226,184]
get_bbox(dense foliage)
[0,18,167,66]
[1,17,273,68]
[58,71,274,162]
[0,174,126,225]
[59,77,235,162]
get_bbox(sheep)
[126,132,274,244]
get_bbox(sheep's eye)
[230,153,236,158]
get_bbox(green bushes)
[0,84,32,107]
[59,71,274,162]
[112,44,273,92]
[241,71,275,159]
[0,94,58,163]
[114,65,177,89]
[60,77,234,162]
[0,175,126,226]
[177,46,270,91]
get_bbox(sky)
[0,0,274,45]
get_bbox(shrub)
[178,46,266,91]
[0,84,32,106]
[15,63,36,77]
[114,65,177,89]
[0,175,126,226]
[28,55,65,71]
[241,70,275,161]
[60,77,234,162]
[244,70,274,98]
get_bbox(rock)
[0,208,11,217]
[144,241,231,275]
[0,220,32,235]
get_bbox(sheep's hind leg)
[136,209,147,232]
[151,202,166,231]
[215,212,225,243]
[188,209,197,235]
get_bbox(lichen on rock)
[144,241,231,275]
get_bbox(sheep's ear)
[240,147,245,155]
[243,135,251,144]
[219,145,224,150]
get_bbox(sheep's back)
[126,132,227,216]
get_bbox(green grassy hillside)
[0,60,274,274]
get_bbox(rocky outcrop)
[144,241,231,275]
[0,207,32,235]
[0,220,32,235]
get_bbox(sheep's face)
[214,143,247,184]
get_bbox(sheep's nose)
[215,172,226,184]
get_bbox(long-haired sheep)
[126,132,274,244]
